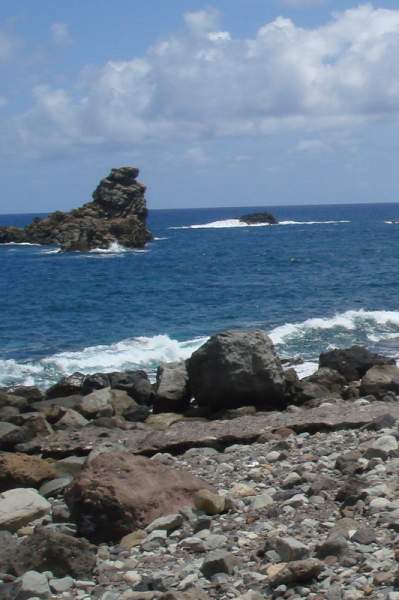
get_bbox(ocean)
[1,203,399,389]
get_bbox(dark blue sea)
[2,204,399,388]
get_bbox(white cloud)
[51,23,72,47]
[185,146,208,164]
[295,139,329,152]
[7,5,399,157]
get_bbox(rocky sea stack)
[0,167,153,252]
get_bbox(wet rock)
[154,362,191,414]
[12,527,96,578]
[46,372,86,399]
[188,330,289,411]
[65,452,215,542]
[0,452,57,492]
[109,370,154,405]
[319,346,394,382]
[0,488,51,531]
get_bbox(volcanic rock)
[12,527,97,578]
[0,488,51,531]
[187,330,288,411]
[65,451,216,542]
[0,452,57,492]
[319,346,394,382]
[0,166,152,251]
[239,212,278,225]
[154,361,191,413]
[360,364,399,398]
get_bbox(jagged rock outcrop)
[0,167,153,252]
[239,212,278,225]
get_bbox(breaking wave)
[2,309,399,389]
[170,219,350,230]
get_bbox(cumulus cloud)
[7,5,399,156]
[51,23,72,47]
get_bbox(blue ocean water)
[2,203,399,388]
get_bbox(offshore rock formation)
[239,212,278,225]
[0,167,153,251]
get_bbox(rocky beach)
[2,332,399,600]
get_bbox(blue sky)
[1,1,399,212]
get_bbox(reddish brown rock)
[65,451,216,542]
[0,452,57,492]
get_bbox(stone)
[12,527,96,578]
[360,364,399,398]
[154,362,191,413]
[200,551,239,578]
[239,212,278,225]
[0,166,152,252]
[79,387,114,418]
[0,452,57,492]
[365,434,399,459]
[194,489,225,515]
[0,488,51,531]
[146,413,185,430]
[250,493,274,510]
[0,530,19,573]
[55,409,89,430]
[46,373,86,399]
[109,370,154,405]
[19,570,51,599]
[188,330,289,411]
[315,533,347,558]
[230,483,256,498]
[65,452,215,542]
[49,576,74,593]
[275,537,310,562]
[39,476,72,498]
[146,513,184,533]
[0,422,24,450]
[351,527,376,545]
[267,559,324,586]
[319,346,394,382]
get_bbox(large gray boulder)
[154,361,191,413]
[360,364,399,398]
[187,330,288,411]
[0,488,51,531]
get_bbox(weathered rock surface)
[319,345,394,381]
[360,364,399,397]
[0,488,51,531]
[12,527,96,578]
[154,361,191,413]
[65,451,216,542]
[0,452,57,492]
[188,330,289,411]
[239,212,278,225]
[0,167,152,251]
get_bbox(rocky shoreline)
[0,167,152,252]
[2,331,399,599]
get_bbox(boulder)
[360,365,399,398]
[0,391,28,411]
[12,527,96,578]
[17,570,51,599]
[81,372,110,395]
[0,422,25,450]
[187,330,288,411]
[79,387,114,418]
[154,361,191,413]
[0,452,57,492]
[0,530,19,573]
[239,212,278,225]
[46,372,85,399]
[7,386,44,403]
[0,488,51,531]
[0,166,152,251]
[109,370,154,404]
[319,346,394,382]
[65,451,216,542]
[54,408,89,430]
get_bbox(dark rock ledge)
[0,166,153,252]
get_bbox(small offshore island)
[0,167,153,252]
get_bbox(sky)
[1,1,399,212]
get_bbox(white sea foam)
[89,241,127,254]
[0,334,207,388]
[170,219,350,230]
[41,248,61,255]
[154,237,168,241]
[269,309,399,345]
[2,242,41,246]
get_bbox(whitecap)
[89,241,127,254]
[153,237,169,241]
[2,242,41,246]
[0,334,208,388]
[170,219,350,230]
[41,248,61,255]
